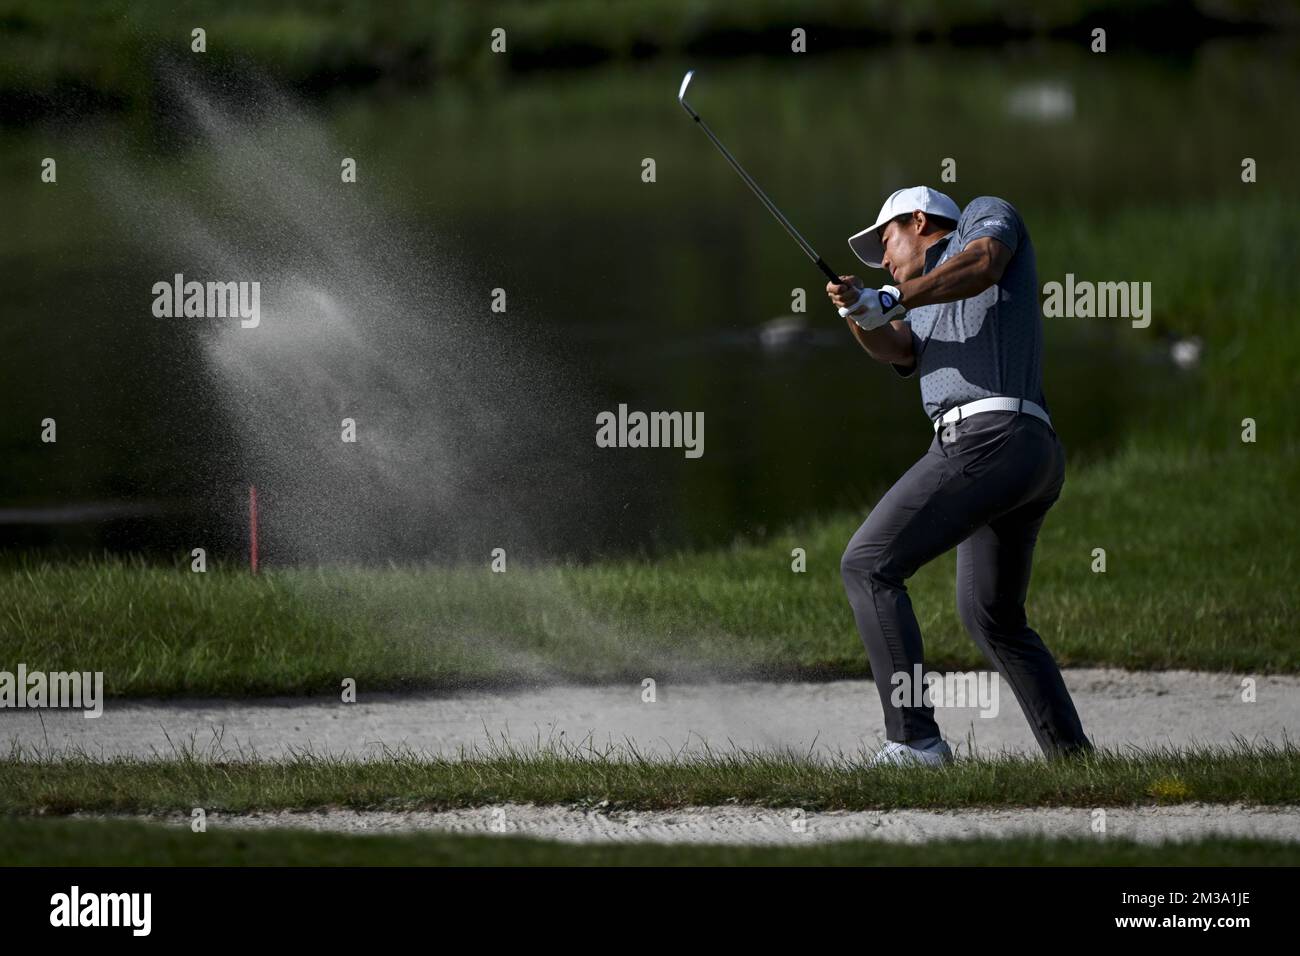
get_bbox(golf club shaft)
[687,113,843,286]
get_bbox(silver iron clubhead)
[678,69,698,118]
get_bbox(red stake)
[249,484,259,574]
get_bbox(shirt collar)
[921,232,954,275]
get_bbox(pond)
[3,40,1292,562]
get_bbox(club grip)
[814,257,845,286]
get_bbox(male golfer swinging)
[827,186,1092,766]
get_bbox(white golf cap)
[848,186,961,268]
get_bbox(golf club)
[678,69,846,288]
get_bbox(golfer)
[827,187,1092,767]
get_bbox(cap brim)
[848,217,891,268]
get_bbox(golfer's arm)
[843,317,913,366]
[845,237,1010,368]
[896,236,1012,308]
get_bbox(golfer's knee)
[956,585,982,633]
[841,538,900,590]
[959,589,1027,641]
[839,547,861,591]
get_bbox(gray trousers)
[840,410,1092,758]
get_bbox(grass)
[1,436,1294,696]
[2,815,1295,866]
[4,742,1298,815]
[5,743,1297,866]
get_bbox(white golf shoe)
[867,737,954,768]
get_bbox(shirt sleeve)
[959,196,1022,255]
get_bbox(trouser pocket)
[946,412,1019,477]
[954,413,1061,509]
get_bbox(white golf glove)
[839,284,906,330]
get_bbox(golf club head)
[678,69,698,119]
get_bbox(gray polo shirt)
[892,196,1048,423]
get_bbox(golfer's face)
[879,220,923,283]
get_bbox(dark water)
[3,41,1294,561]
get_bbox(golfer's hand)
[827,276,864,313]
[829,277,906,331]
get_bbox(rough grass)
[4,741,1297,814]
[2,815,1295,866]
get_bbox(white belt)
[932,396,1052,433]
